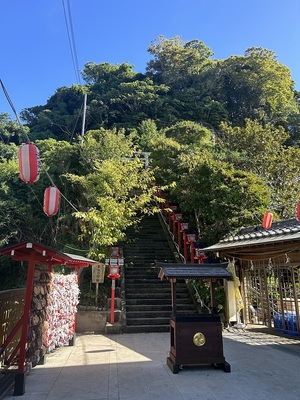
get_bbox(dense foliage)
[1,35,300,289]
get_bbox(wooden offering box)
[157,263,231,374]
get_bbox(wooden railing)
[0,289,25,369]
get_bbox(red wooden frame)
[0,241,98,395]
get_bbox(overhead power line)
[0,79,30,142]
[62,0,81,84]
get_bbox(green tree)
[147,36,214,88]
[0,113,25,145]
[148,135,182,186]
[62,129,156,259]
[146,36,225,126]
[82,62,136,85]
[281,90,300,146]
[163,120,213,148]
[217,119,289,174]
[214,47,298,125]
[217,119,300,218]
[81,62,138,129]
[173,151,270,243]
[137,119,160,151]
[21,85,87,141]
[107,78,169,127]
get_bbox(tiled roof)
[202,218,300,252]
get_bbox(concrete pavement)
[4,326,300,400]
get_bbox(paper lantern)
[44,186,60,217]
[18,143,40,184]
[262,211,273,229]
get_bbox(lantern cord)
[56,241,91,253]
[27,184,44,211]
[59,191,80,213]
[0,79,31,143]
[52,207,61,245]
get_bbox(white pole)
[81,93,87,138]
[95,282,99,306]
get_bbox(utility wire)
[61,0,88,141]
[62,0,81,84]
[69,98,84,142]
[0,79,30,143]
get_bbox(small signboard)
[92,264,105,283]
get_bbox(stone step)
[126,305,197,313]
[124,275,165,281]
[123,324,170,333]
[126,298,194,306]
[126,316,170,325]
[127,310,172,318]
[125,291,191,299]
[125,283,188,290]
[125,257,174,264]
[125,292,192,300]
[125,276,164,282]
[124,271,164,277]
[125,281,189,293]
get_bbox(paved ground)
[4,326,300,400]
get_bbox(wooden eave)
[0,241,98,268]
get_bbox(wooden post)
[95,282,99,305]
[291,267,300,334]
[210,278,218,314]
[191,242,195,263]
[183,233,188,261]
[110,279,116,324]
[171,278,177,317]
[14,249,35,395]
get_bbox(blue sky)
[1,0,300,117]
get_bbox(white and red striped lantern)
[44,186,60,217]
[18,143,40,184]
[262,211,273,229]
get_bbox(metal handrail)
[186,279,211,313]
[158,209,185,263]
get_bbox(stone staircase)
[122,213,198,333]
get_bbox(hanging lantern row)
[18,143,40,184]
[18,143,60,217]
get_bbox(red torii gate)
[0,241,99,396]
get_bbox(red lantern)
[262,211,273,229]
[43,186,60,217]
[296,202,300,221]
[18,143,40,184]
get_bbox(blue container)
[274,313,299,336]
